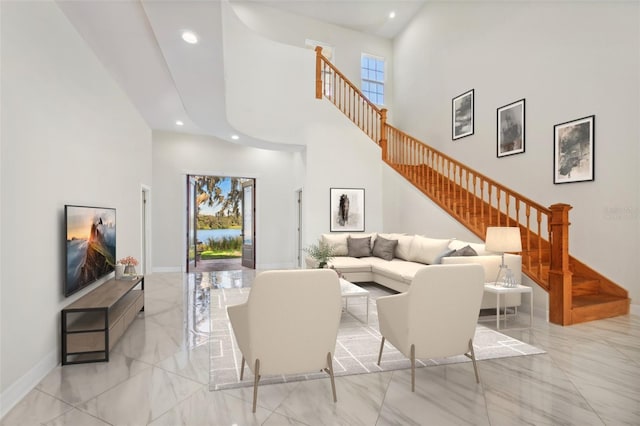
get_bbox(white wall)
[151,131,304,270]
[220,3,385,248]
[229,1,394,118]
[392,1,640,304]
[0,1,152,415]
[302,112,384,245]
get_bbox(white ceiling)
[247,0,427,39]
[57,0,426,147]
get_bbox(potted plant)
[304,240,335,269]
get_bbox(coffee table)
[339,278,370,324]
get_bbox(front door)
[241,180,255,268]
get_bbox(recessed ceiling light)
[181,31,198,44]
[389,11,396,19]
[231,134,240,140]
[176,120,184,126]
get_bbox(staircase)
[315,47,630,325]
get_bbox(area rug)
[208,286,545,391]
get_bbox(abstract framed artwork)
[452,89,474,140]
[497,98,525,157]
[553,115,595,184]
[330,188,365,232]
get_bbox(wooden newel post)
[548,203,573,325]
[380,108,388,161]
[315,46,323,99]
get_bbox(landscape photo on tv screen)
[65,205,116,296]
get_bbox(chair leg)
[326,352,338,403]
[410,344,415,392]
[377,337,385,365]
[240,356,245,381]
[252,359,261,413]
[468,339,480,384]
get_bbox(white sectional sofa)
[306,232,522,310]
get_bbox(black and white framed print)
[330,188,365,232]
[553,115,595,184]
[497,98,525,157]
[452,89,474,140]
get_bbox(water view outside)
[197,229,241,241]
[194,176,244,260]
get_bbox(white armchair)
[227,269,342,412]
[376,264,485,391]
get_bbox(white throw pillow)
[321,233,349,256]
[394,235,415,260]
[377,232,404,241]
[409,236,453,264]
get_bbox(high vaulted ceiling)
[57,0,426,148]
[248,0,427,39]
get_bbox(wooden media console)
[61,275,144,365]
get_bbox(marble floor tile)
[148,387,272,425]
[3,272,639,426]
[0,389,72,426]
[77,366,202,425]
[273,372,392,425]
[378,365,490,426]
[37,351,151,406]
[43,408,110,426]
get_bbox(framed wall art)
[330,188,365,232]
[452,89,474,140]
[497,98,525,157]
[553,115,595,184]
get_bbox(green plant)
[304,240,335,268]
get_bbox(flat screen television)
[65,205,116,297]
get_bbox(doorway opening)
[186,175,255,272]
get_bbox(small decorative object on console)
[119,256,138,276]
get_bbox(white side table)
[483,283,533,330]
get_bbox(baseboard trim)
[0,349,58,419]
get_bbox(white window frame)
[361,53,385,106]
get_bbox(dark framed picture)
[497,99,525,157]
[452,89,474,140]
[554,115,595,184]
[330,188,365,232]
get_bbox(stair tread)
[572,294,629,308]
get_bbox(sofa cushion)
[377,232,404,240]
[449,245,478,257]
[321,233,348,256]
[347,236,372,258]
[372,259,426,284]
[394,235,415,260]
[408,236,453,264]
[328,256,372,273]
[372,236,398,261]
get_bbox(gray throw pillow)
[347,236,372,258]
[372,236,398,261]
[449,245,478,257]
[434,248,456,264]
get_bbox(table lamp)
[485,226,522,287]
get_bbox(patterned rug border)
[208,287,545,391]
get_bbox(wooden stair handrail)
[315,47,383,144]
[385,125,551,214]
[384,123,554,291]
[314,48,630,325]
